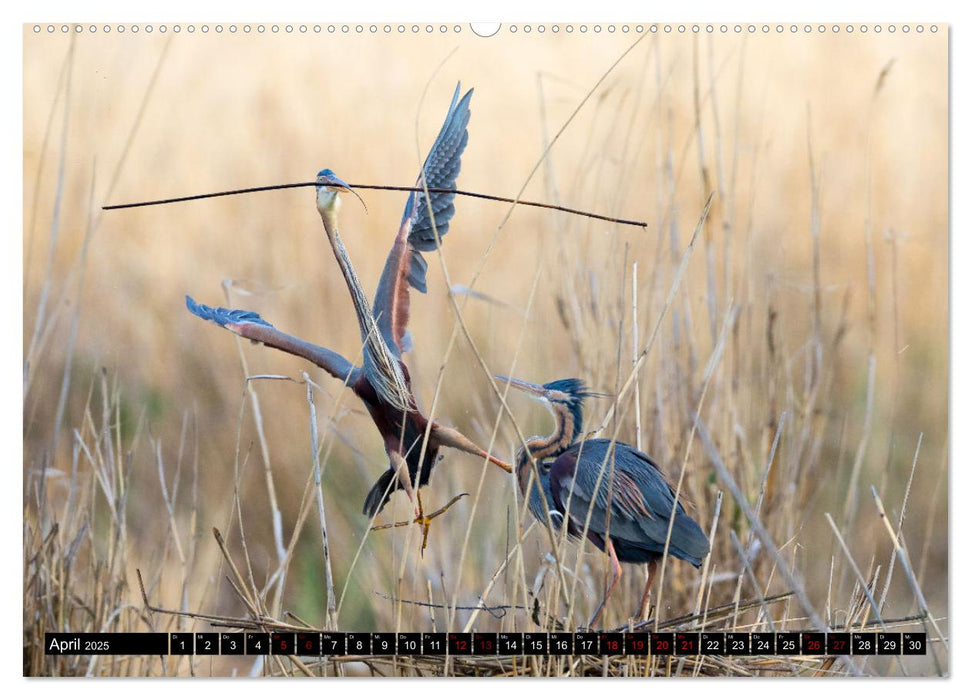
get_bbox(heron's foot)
[416,491,468,554]
[370,492,469,554]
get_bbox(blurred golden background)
[23,24,947,676]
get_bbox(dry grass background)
[23,26,947,677]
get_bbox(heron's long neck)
[321,213,376,341]
[515,403,578,491]
[320,210,412,411]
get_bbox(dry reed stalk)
[222,283,287,603]
[870,488,947,658]
[305,375,338,629]
[654,303,737,625]
[878,433,922,613]
[695,419,861,675]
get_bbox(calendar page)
[22,14,948,680]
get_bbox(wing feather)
[186,296,357,382]
[373,83,473,357]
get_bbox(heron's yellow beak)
[495,375,548,399]
[315,169,367,213]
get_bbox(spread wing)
[186,296,359,383]
[549,440,710,565]
[372,83,472,357]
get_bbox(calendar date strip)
[45,630,930,657]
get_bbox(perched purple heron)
[499,376,710,627]
[187,84,511,541]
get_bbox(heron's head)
[315,168,349,215]
[497,375,601,445]
[316,168,368,222]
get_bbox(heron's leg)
[430,424,513,473]
[636,559,659,621]
[390,452,418,512]
[588,540,623,629]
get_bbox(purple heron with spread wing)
[187,84,511,542]
[499,376,710,627]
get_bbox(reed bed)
[23,26,948,677]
